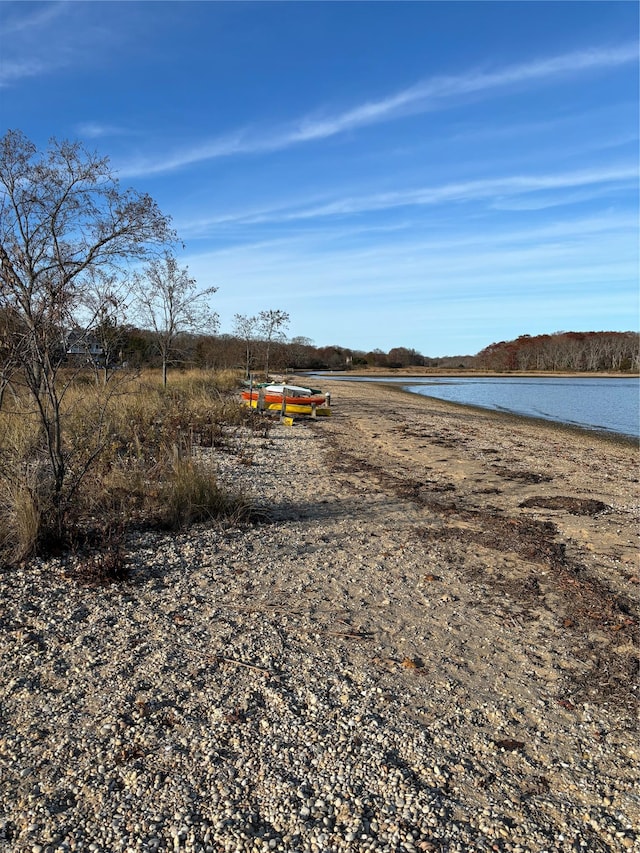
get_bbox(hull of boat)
[243,399,331,416]
[241,390,327,407]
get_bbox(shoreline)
[1,381,638,851]
[361,378,639,447]
[308,373,640,446]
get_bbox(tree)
[0,129,173,533]
[286,335,316,370]
[120,325,157,368]
[475,331,640,373]
[257,309,289,379]
[387,347,425,368]
[233,313,259,379]
[366,349,388,368]
[82,268,129,384]
[133,253,218,388]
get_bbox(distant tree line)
[476,332,639,373]
[42,327,637,376]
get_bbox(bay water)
[313,375,639,439]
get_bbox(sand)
[312,376,639,717]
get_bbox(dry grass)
[0,402,51,562]
[0,368,253,565]
[156,457,251,530]
[0,478,44,564]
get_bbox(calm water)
[314,375,640,439]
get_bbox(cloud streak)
[183,210,637,299]
[176,164,638,235]
[0,1,68,36]
[0,2,71,86]
[119,42,639,176]
[291,43,639,139]
[182,201,638,348]
[75,122,136,139]
[187,219,636,327]
[0,58,49,86]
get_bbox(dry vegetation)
[0,368,259,568]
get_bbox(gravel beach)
[1,378,638,853]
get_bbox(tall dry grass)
[0,367,254,566]
[0,390,53,561]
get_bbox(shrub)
[0,367,251,566]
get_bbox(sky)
[1,1,638,357]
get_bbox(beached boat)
[244,398,331,416]
[241,384,327,408]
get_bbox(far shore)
[299,367,639,378]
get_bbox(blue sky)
[1,1,638,356]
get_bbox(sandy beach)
[1,378,638,852]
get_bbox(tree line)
[475,332,639,373]
[55,326,638,377]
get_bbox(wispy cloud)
[290,43,639,139]
[0,58,49,86]
[0,2,71,85]
[119,42,639,176]
[0,1,69,36]
[0,2,126,89]
[259,165,638,221]
[490,185,633,211]
[449,102,639,145]
[181,200,638,348]
[76,122,136,139]
[183,210,637,296]
[186,212,637,334]
[176,165,638,235]
[117,132,252,177]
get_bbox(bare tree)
[233,313,259,379]
[286,335,315,370]
[133,253,219,388]
[79,268,130,385]
[0,129,174,534]
[257,309,289,379]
